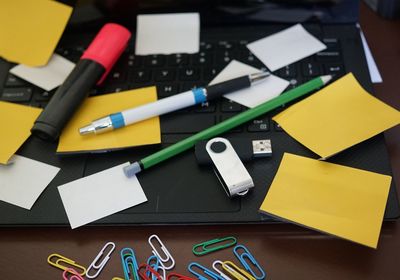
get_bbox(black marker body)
[31,60,104,141]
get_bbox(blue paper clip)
[147,255,166,280]
[86,242,115,279]
[121,247,140,280]
[233,245,265,280]
[188,262,225,280]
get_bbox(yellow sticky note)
[259,153,391,248]
[0,0,72,66]
[0,102,42,164]
[57,87,161,153]
[273,73,400,159]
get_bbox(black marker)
[31,23,131,141]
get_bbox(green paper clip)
[193,237,237,256]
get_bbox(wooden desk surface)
[1,3,399,279]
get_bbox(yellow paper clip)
[222,261,255,280]
[47,253,87,276]
[112,278,125,280]
[86,242,115,279]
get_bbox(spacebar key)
[161,114,215,133]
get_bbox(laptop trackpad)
[85,151,240,214]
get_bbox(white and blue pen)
[79,71,270,135]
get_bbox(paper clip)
[221,261,255,280]
[86,241,116,279]
[121,247,140,280]
[148,234,175,270]
[233,245,265,280]
[147,255,166,280]
[212,261,233,280]
[193,237,237,256]
[63,268,85,280]
[188,262,225,280]
[139,263,164,280]
[112,278,125,280]
[47,253,87,276]
[167,272,197,280]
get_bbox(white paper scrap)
[135,13,200,55]
[247,24,326,72]
[58,163,147,229]
[359,29,383,83]
[10,54,75,91]
[0,155,60,210]
[209,60,290,108]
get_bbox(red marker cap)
[81,23,131,84]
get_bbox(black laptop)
[0,0,398,226]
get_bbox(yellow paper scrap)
[0,101,42,164]
[0,0,72,66]
[57,87,161,153]
[259,153,391,248]
[273,73,400,159]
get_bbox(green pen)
[124,75,333,178]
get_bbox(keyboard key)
[155,69,176,82]
[192,52,213,65]
[273,121,284,132]
[221,99,242,112]
[161,114,215,133]
[1,88,33,102]
[194,101,216,113]
[215,51,236,65]
[127,54,143,67]
[144,55,166,67]
[168,54,189,66]
[181,82,206,91]
[203,67,222,81]
[248,118,269,132]
[5,74,27,87]
[179,68,200,81]
[200,41,214,50]
[34,90,54,102]
[324,63,345,76]
[132,69,152,83]
[157,83,179,97]
[322,38,340,50]
[217,41,235,50]
[302,62,321,77]
[279,65,297,78]
[315,51,341,62]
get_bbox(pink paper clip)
[63,268,85,280]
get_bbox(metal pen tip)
[79,125,95,135]
[249,71,271,84]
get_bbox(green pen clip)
[192,236,237,256]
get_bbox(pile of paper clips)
[47,234,266,280]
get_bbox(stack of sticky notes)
[273,73,400,159]
[259,153,391,249]
[0,0,72,66]
[0,101,42,164]
[259,73,400,248]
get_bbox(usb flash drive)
[195,138,272,165]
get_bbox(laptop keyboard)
[1,34,345,139]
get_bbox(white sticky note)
[247,24,326,72]
[135,13,200,55]
[10,54,75,91]
[0,155,60,210]
[58,163,147,229]
[209,60,290,108]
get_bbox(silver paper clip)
[121,247,140,280]
[212,260,233,280]
[86,241,115,279]
[233,245,265,280]
[188,262,225,280]
[148,234,175,270]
